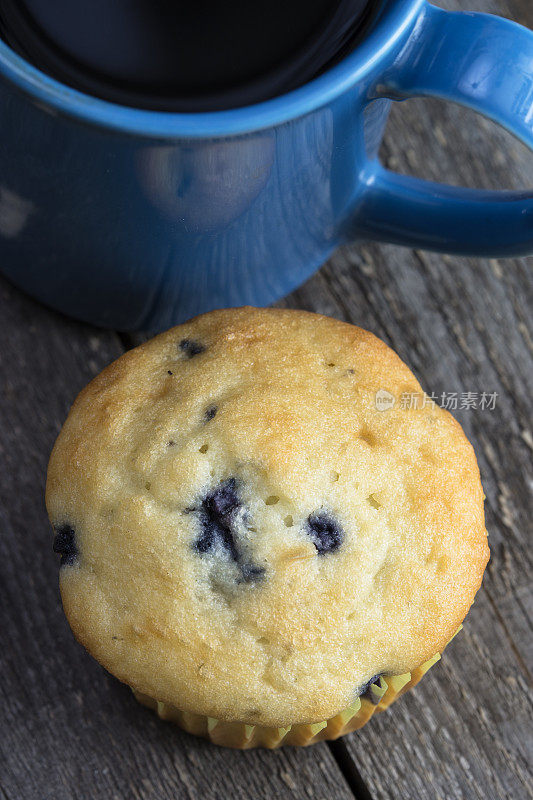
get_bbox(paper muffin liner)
[133,628,460,748]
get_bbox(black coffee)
[0,0,378,111]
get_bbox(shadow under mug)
[0,0,531,331]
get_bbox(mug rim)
[0,0,422,138]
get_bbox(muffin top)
[46,307,488,727]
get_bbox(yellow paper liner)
[134,626,461,749]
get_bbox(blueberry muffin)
[46,307,489,748]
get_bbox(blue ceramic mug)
[0,0,532,331]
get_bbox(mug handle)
[353,2,533,256]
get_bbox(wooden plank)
[331,604,532,800]
[279,248,533,798]
[275,0,533,795]
[0,277,353,800]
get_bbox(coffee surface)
[0,0,377,110]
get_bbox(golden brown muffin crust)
[46,308,489,726]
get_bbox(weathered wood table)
[1,0,531,797]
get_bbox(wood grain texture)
[275,0,533,796]
[0,280,353,800]
[1,0,532,798]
